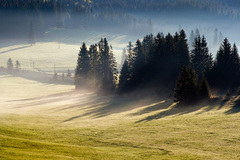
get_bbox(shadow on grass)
[0,45,31,54]
[225,98,240,114]
[136,98,225,123]
[63,96,166,122]
[10,88,240,123]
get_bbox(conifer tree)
[174,66,198,104]
[177,30,190,69]
[126,41,134,78]
[230,43,240,87]
[195,28,200,38]
[189,30,195,49]
[53,72,58,82]
[118,59,130,94]
[191,35,210,77]
[75,42,90,89]
[98,38,118,94]
[15,60,20,72]
[199,77,211,100]
[67,69,71,77]
[121,48,127,67]
[130,39,146,89]
[213,28,218,46]
[89,44,99,87]
[62,72,65,81]
[7,58,13,73]
[215,38,231,88]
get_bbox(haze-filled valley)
[1,0,240,159]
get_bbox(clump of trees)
[75,38,118,95]
[74,29,240,104]
[6,58,21,74]
[118,30,191,95]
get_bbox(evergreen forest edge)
[75,29,240,104]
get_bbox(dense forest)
[1,0,240,39]
[75,29,240,104]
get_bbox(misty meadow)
[1,0,240,159]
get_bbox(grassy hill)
[1,73,240,159]
[0,30,139,75]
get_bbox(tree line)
[75,29,240,104]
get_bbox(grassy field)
[1,74,240,160]
[0,29,139,74]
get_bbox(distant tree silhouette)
[15,60,20,73]
[7,58,13,73]
[219,32,223,44]
[62,73,65,81]
[53,72,58,82]
[67,69,71,77]
[189,30,195,48]
[195,28,200,38]
[213,28,218,46]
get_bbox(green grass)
[1,105,240,159]
[1,75,240,159]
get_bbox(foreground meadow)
[0,74,240,160]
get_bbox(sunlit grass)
[1,74,240,159]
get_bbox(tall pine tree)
[75,42,90,89]
[174,66,198,104]
[98,38,118,94]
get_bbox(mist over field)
[1,0,240,159]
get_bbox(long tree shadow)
[225,98,240,114]
[0,45,31,54]
[63,96,166,122]
[136,98,224,123]
[130,99,172,116]
[10,90,95,109]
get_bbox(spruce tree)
[191,35,210,77]
[174,66,198,104]
[189,30,195,48]
[118,59,130,94]
[7,58,13,73]
[230,43,240,87]
[67,69,71,77]
[98,38,118,94]
[121,48,127,67]
[75,42,90,89]
[15,60,20,73]
[213,28,218,46]
[89,44,99,87]
[212,38,232,89]
[177,30,190,70]
[195,28,200,38]
[130,39,146,89]
[199,77,211,100]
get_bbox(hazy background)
[1,0,240,71]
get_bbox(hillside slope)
[1,74,240,159]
